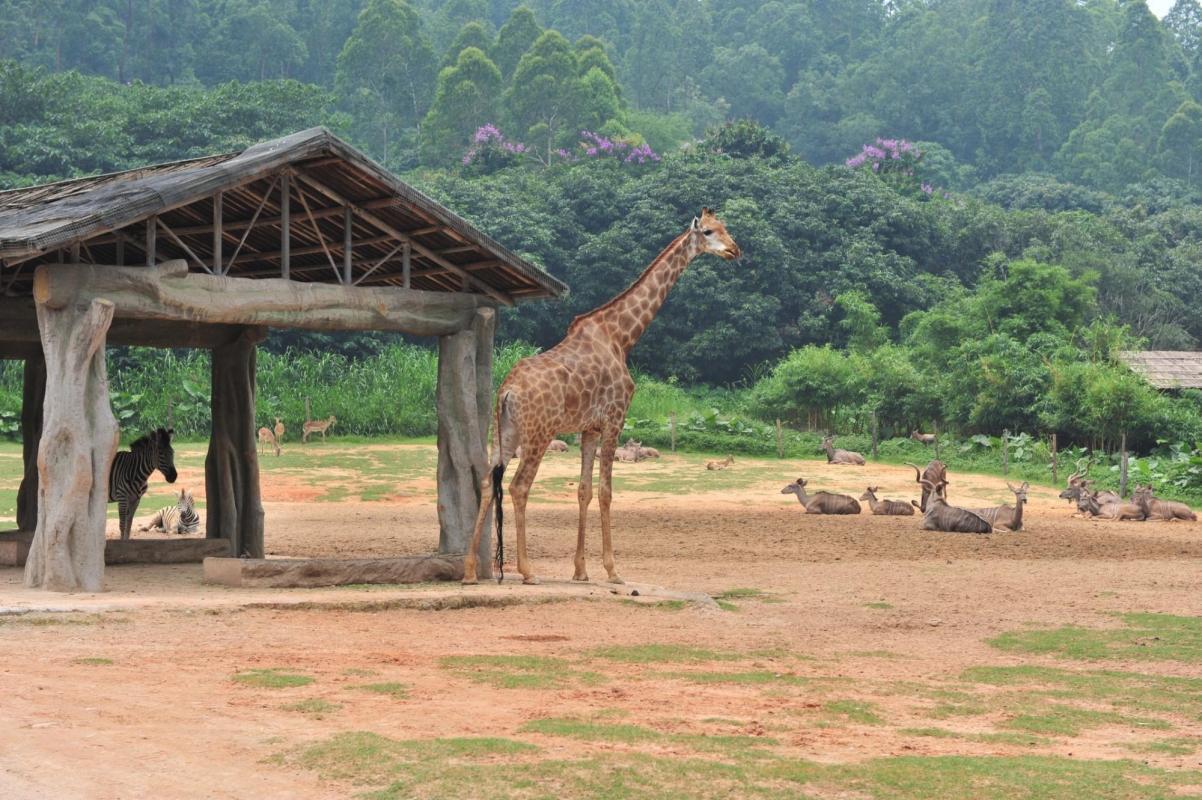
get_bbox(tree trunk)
[436,308,495,571]
[24,299,119,591]
[17,348,45,532]
[205,327,265,557]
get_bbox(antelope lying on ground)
[706,455,734,470]
[859,486,915,516]
[821,436,866,465]
[913,479,993,533]
[546,439,569,453]
[910,430,937,445]
[1133,485,1197,521]
[302,415,336,443]
[257,426,280,457]
[905,460,948,511]
[1078,491,1145,521]
[1059,460,1120,507]
[617,440,644,463]
[781,478,861,514]
[968,481,1028,531]
[638,445,661,459]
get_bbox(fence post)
[1002,429,1010,475]
[1050,433,1058,485]
[871,411,879,461]
[1119,430,1129,498]
[934,422,941,461]
[305,396,311,423]
[775,418,783,459]
[669,411,676,453]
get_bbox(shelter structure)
[0,128,567,591]
[1118,351,1202,390]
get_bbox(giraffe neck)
[576,230,703,353]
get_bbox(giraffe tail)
[492,463,506,584]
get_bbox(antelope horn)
[904,463,923,482]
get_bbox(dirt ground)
[2,449,1202,799]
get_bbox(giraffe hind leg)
[598,429,623,585]
[574,430,599,582]
[510,443,548,585]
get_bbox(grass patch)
[592,644,740,664]
[354,682,410,699]
[1002,705,1169,737]
[1122,737,1201,756]
[823,699,885,725]
[989,613,1202,662]
[864,601,894,610]
[343,668,378,677]
[655,670,808,686]
[232,669,314,689]
[522,717,777,755]
[0,612,125,626]
[440,655,602,689]
[282,698,340,717]
[622,599,688,612]
[71,657,113,666]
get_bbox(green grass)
[71,657,113,666]
[353,682,410,699]
[282,698,340,717]
[1002,705,1169,737]
[522,717,777,755]
[988,613,1202,662]
[232,669,315,689]
[440,655,603,689]
[865,601,894,610]
[1122,737,1201,756]
[654,670,808,686]
[823,699,885,725]
[592,644,741,664]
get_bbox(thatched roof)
[1119,351,1202,389]
[0,128,567,304]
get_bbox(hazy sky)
[1148,0,1172,17]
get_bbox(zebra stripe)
[109,427,178,540]
[142,489,199,534]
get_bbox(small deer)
[706,455,734,471]
[1133,485,1197,521]
[859,486,915,516]
[910,430,937,445]
[273,416,286,443]
[257,425,280,457]
[913,479,993,533]
[821,436,866,465]
[905,460,948,511]
[546,439,569,453]
[968,481,1028,531]
[302,415,336,443]
[638,445,661,459]
[781,477,861,514]
[617,439,644,463]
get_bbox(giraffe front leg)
[510,447,546,585]
[573,431,599,582]
[598,432,623,585]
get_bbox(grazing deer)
[1133,485,1197,521]
[638,445,661,459]
[905,460,948,511]
[859,486,915,516]
[706,455,734,470]
[913,479,993,533]
[1079,491,1145,521]
[302,415,336,443]
[257,426,280,457]
[968,481,1028,531]
[781,477,861,514]
[910,430,937,445]
[821,436,866,465]
[274,417,286,443]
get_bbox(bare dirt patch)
[3,449,1202,798]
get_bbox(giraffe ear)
[691,216,700,230]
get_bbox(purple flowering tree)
[462,125,661,170]
[845,137,937,199]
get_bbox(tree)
[1159,99,1202,185]
[1165,0,1202,60]
[336,0,436,130]
[491,5,542,79]
[421,47,504,164]
[441,21,495,69]
[505,29,582,158]
[700,44,785,126]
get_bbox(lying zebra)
[140,488,200,535]
[109,427,178,540]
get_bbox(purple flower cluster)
[579,131,661,163]
[845,137,920,169]
[463,124,527,165]
[461,125,661,168]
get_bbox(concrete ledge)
[0,533,230,567]
[204,554,464,588]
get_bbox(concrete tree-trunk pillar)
[24,299,119,591]
[17,348,46,532]
[205,327,266,558]
[436,308,495,572]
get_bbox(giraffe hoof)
[572,573,590,582]
[607,575,625,585]
[522,575,541,585]
[461,576,479,586]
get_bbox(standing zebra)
[140,488,200,534]
[109,427,179,540]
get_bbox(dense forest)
[3,0,1202,454]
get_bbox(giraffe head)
[691,207,741,260]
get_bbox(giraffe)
[463,208,741,585]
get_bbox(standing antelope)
[859,486,915,516]
[913,479,993,533]
[821,436,866,465]
[905,460,948,511]
[109,428,179,540]
[910,430,937,445]
[706,455,734,470]
[302,415,337,443]
[968,481,1029,531]
[781,478,861,514]
[1133,485,1197,521]
[274,417,286,443]
[257,426,280,457]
